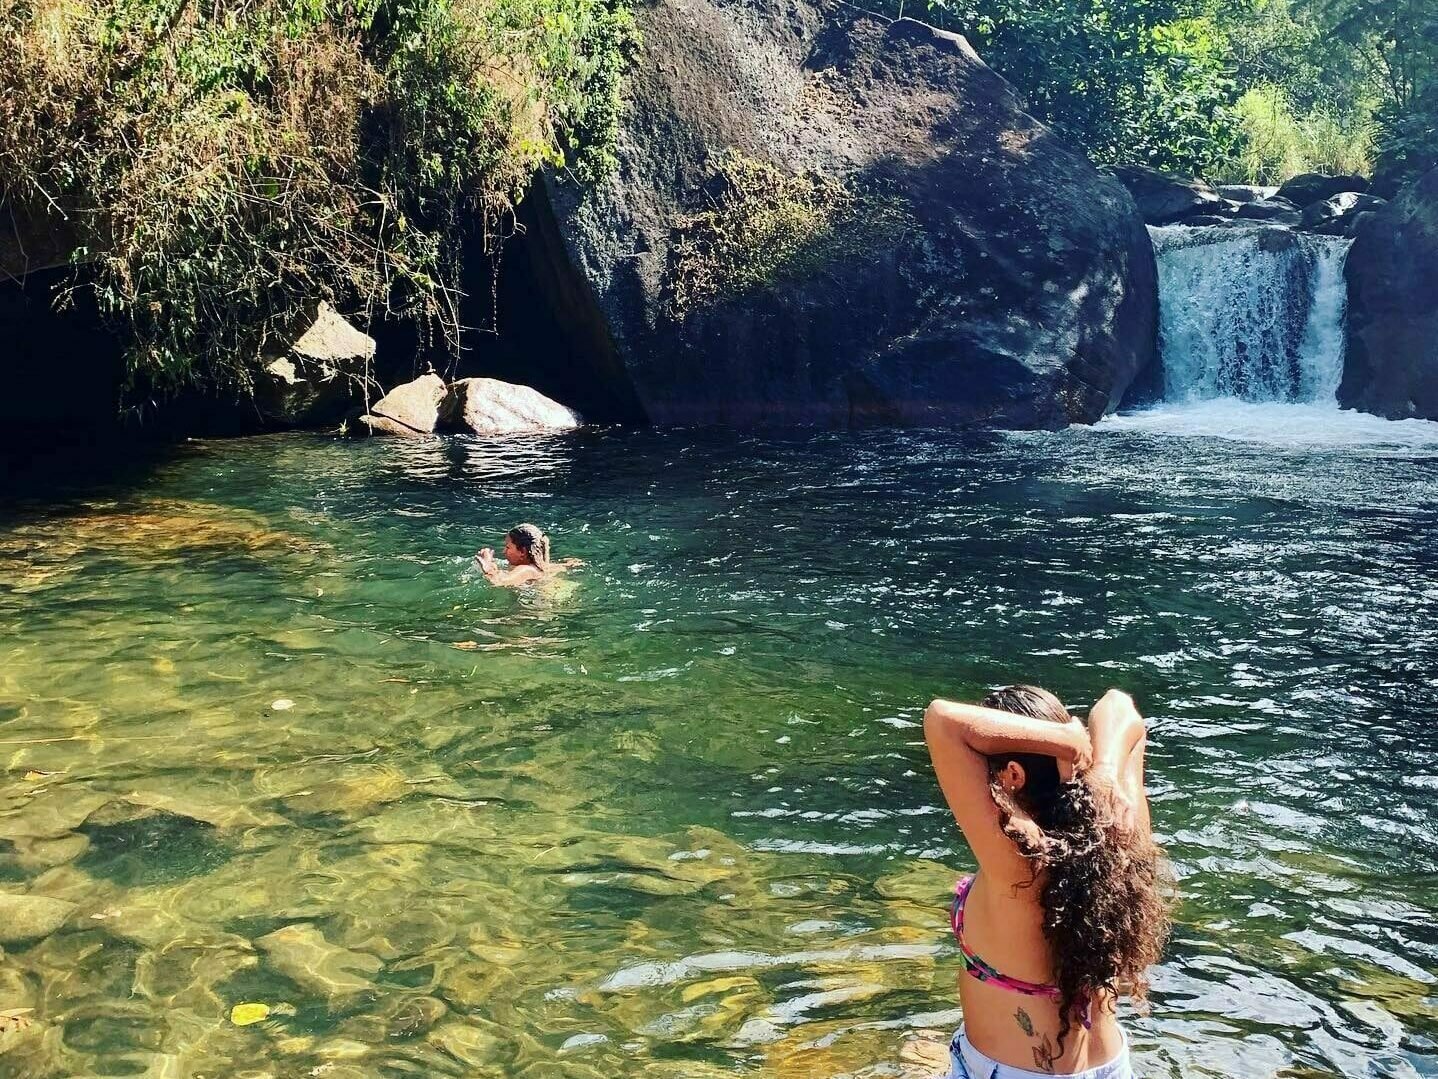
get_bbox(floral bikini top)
[950,875,1092,1028]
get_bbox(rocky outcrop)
[1301,192,1386,235]
[1276,173,1367,207]
[1236,197,1303,225]
[1108,166,1221,224]
[357,372,446,436]
[439,378,581,435]
[540,4,1156,428]
[1217,184,1277,204]
[1339,167,1438,420]
[256,302,378,427]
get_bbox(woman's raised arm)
[923,698,1091,878]
[1086,689,1151,837]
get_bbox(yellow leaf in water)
[270,699,295,711]
[451,641,480,651]
[230,1002,271,1026]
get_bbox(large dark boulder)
[1276,173,1368,207]
[1107,166,1221,224]
[1340,167,1438,420]
[538,3,1156,428]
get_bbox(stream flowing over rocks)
[537,0,1157,428]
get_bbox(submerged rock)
[0,893,77,942]
[1107,165,1222,224]
[438,377,581,435]
[358,372,446,436]
[541,6,1156,428]
[256,923,382,1003]
[1340,167,1438,420]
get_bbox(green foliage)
[1220,85,1373,183]
[1321,0,1438,185]
[898,0,1430,185]
[909,0,1241,175]
[0,0,637,398]
[667,153,913,315]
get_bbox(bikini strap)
[949,875,1064,1000]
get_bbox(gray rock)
[256,302,379,427]
[1216,184,1278,204]
[1301,191,1386,234]
[1339,167,1438,420]
[363,372,446,435]
[1107,166,1222,224]
[1235,197,1303,225]
[538,5,1156,429]
[438,378,581,435]
[0,893,77,942]
[1275,172,1368,207]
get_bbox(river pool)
[1,401,1436,1078]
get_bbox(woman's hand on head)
[1059,718,1094,782]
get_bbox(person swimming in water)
[475,523,579,588]
[923,686,1169,1078]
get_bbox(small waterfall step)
[1150,224,1353,405]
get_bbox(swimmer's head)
[505,524,550,569]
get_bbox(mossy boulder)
[535,2,1156,428]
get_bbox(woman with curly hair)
[923,686,1169,1077]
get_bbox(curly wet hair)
[983,685,1172,1058]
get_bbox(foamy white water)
[1150,225,1353,404]
[1100,399,1438,448]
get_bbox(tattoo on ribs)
[1031,1033,1059,1073]
[1014,1008,1058,1073]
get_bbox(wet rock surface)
[1235,197,1303,225]
[1301,191,1387,235]
[1276,172,1368,207]
[542,4,1156,428]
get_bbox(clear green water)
[1,408,1436,1078]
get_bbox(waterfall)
[1150,225,1353,404]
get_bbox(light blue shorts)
[947,1026,1134,1079]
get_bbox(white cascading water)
[1149,224,1353,404]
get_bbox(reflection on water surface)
[0,417,1435,1078]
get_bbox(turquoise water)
[0,403,1436,1077]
